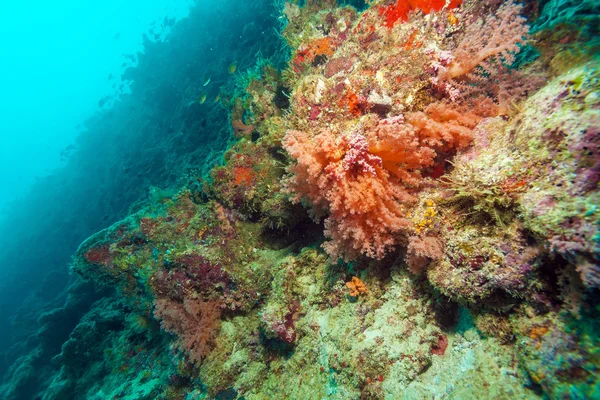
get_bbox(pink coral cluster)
[448,0,529,79]
[284,104,488,260]
[431,1,532,106]
[406,235,444,274]
[342,132,382,176]
[154,297,222,364]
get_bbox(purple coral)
[260,302,300,344]
[342,132,383,176]
[151,253,229,301]
[177,253,228,292]
[272,311,297,344]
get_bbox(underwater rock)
[515,305,600,399]
[513,61,600,288]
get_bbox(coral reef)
[279,0,534,261]
[7,1,598,399]
[283,104,488,260]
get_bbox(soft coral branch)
[154,297,221,364]
[447,0,529,79]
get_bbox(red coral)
[379,1,412,27]
[431,334,448,355]
[379,0,462,28]
[210,149,265,212]
[309,105,322,120]
[339,90,365,116]
[233,166,255,186]
[154,297,222,364]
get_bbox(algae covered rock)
[514,61,600,288]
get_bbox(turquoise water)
[0,1,282,396]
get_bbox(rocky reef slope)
[8,1,599,399]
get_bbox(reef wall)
[3,0,599,398]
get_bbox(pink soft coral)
[406,235,444,274]
[154,297,221,364]
[284,103,486,261]
[428,1,532,107]
[447,0,529,79]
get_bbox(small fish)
[228,63,237,74]
[199,93,207,104]
[214,94,221,103]
[203,77,211,86]
[586,205,598,216]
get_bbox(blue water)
[0,0,282,391]
[0,0,192,212]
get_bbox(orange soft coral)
[309,37,335,58]
[233,166,255,186]
[284,103,486,260]
[346,276,368,297]
[293,37,336,69]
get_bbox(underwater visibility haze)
[0,0,599,399]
